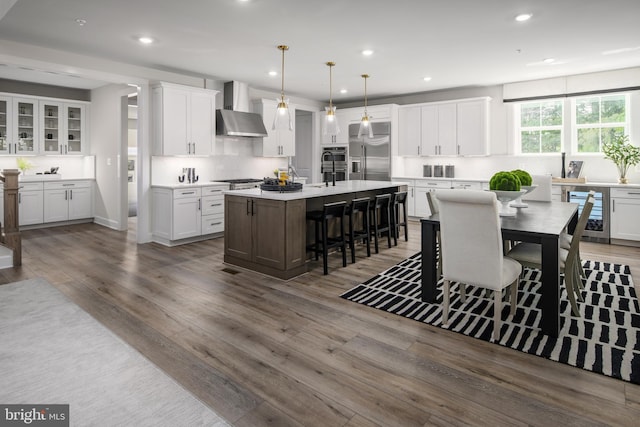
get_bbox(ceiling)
[1,0,639,102]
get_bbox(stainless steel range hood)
[216,81,268,138]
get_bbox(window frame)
[514,99,565,155]
[570,93,630,155]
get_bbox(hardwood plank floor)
[3,219,640,426]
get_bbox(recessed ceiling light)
[515,13,532,22]
[423,76,432,82]
[340,89,347,94]
[543,58,555,63]
[138,36,154,45]
[362,49,374,56]
[75,18,87,26]
[268,71,277,77]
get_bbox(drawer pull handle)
[182,191,196,195]
[210,203,222,207]
[210,222,222,226]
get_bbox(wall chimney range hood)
[216,81,268,138]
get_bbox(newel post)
[1,169,21,266]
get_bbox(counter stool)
[391,191,408,245]
[306,201,348,275]
[347,197,371,263]
[369,194,392,253]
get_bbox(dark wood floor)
[3,220,640,426]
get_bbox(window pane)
[521,104,540,127]
[577,128,600,152]
[576,98,599,124]
[601,95,625,123]
[541,130,561,152]
[541,102,562,126]
[602,127,625,145]
[521,131,539,153]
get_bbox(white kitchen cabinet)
[152,83,217,156]
[610,188,640,242]
[450,181,483,190]
[422,103,456,156]
[0,96,11,154]
[413,179,452,217]
[18,182,43,226]
[398,106,421,156]
[43,181,93,222]
[41,102,87,155]
[456,99,489,156]
[321,109,350,145]
[253,99,295,157]
[12,98,39,155]
[152,184,228,245]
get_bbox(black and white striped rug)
[341,253,640,384]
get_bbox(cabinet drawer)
[202,185,228,196]
[611,188,640,199]
[202,213,224,235]
[451,181,482,190]
[415,179,451,189]
[202,195,224,216]
[44,180,92,190]
[173,188,201,199]
[19,182,44,191]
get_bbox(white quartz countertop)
[224,180,411,201]
[392,176,640,188]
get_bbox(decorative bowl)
[509,185,538,208]
[489,190,527,216]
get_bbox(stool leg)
[322,218,329,275]
[340,216,347,267]
[392,204,398,246]
[349,213,356,264]
[403,203,408,241]
[371,209,379,254]
[314,218,320,261]
[386,207,392,249]
[364,211,371,257]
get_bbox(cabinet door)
[162,88,190,155]
[224,196,253,261]
[254,100,294,157]
[253,198,286,269]
[43,188,69,222]
[19,191,44,225]
[41,101,63,154]
[398,106,421,156]
[172,197,201,239]
[414,188,431,217]
[611,197,640,241]
[457,99,488,156]
[68,186,93,220]
[189,91,214,155]
[0,96,11,154]
[407,185,416,216]
[66,104,86,154]
[279,116,295,156]
[13,98,39,154]
[421,105,439,156]
[438,103,457,155]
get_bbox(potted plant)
[602,134,640,184]
[16,157,34,175]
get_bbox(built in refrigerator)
[348,122,391,181]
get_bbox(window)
[574,94,628,153]
[517,100,563,154]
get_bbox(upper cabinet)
[398,97,490,157]
[152,82,218,156]
[41,102,87,155]
[0,93,89,156]
[252,99,295,157]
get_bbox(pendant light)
[273,45,292,131]
[357,74,373,138]
[322,61,340,136]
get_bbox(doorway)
[127,95,138,217]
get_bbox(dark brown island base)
[224,180,409,279]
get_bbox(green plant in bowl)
[489,171,521,191]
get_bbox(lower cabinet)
[43,181,93,222]
[19,182,44,226]
[610,188,640,243]
[224,195,306,278]
[152,184,227,245]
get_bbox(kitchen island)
[224,180,409,279]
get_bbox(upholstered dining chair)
[522,174,552,202]
[507,196,594,316]
[436,190,522,341]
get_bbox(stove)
[216,178,263,190]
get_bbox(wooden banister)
[1,169,21,266]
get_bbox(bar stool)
[390,191,409,245]
[369,194,392,253]
[306,201,348,275]
[347,197,371,263]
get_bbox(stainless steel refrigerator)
[348,122,391,181]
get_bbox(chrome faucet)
[321,150,336,186]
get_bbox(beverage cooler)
[562,185,610,243]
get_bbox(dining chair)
[522,174,552,202]
[507,196,594,316]
[436,189,522,341]
[426,191,442,279]
[561,191,595,281]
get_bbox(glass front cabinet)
[41,102,86,155]
[0,96,11,153]
[13,98,39,154]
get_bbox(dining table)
[420,200,579,337]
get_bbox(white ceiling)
[1,0,639,102]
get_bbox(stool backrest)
[323,201,347,219]
[351,197,370,215]
[374,194,391,209]
[393,191,408,204]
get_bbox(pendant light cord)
[278,45,288,101]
